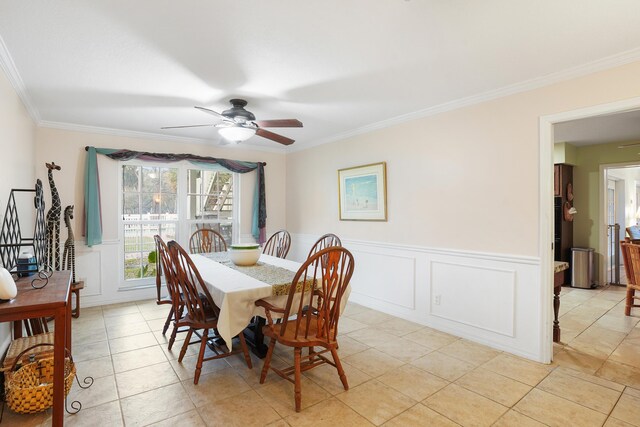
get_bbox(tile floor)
[5,284,640,426]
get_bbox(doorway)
[540,96,640,363]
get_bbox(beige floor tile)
[348,310,394,325]
[424,384,508,427]
[102,303,140,317]
[68,375,119,410]
[336,335,370,358]
[231,354,287,388]
[596,313,640,333]
[610,390,640,426]
[377,364,449,401]
[285,397,372,427]
[552,347,606,374]
[342,348,404,378]
[148,409,205,426]
[382,403,458,427]
[336,380,416,425]
[147,317,174,332]
[73,339,111,362]
[120,383,194,427]
[568,325,627,359]
[598,360,640,389]
[493,410,546,427]
[455,368,531,407]
[159,338,199,360]
[402,328,460,350]
[514,388,607,427]
[104,312,146,326]
[338,317,369,334]
[169,353,231,381]
[555,366,624,392]
[410,351,474,381]
[1,410,48,427]
[74,327,108,346]
[75,355,114,379]
[583,297,620,310]
[377,317,424,336]
[116,361,180,398]
[537,368,622,414]
[343,302,370,317]
[106,320,152,340]
[112,345,168,373]
[438,339,501,366]
[303,360,371,395]
[197,389,281,427]
[61,400,123,427]
[604,417,637,427]
[483,353,552,386]
[108,332,158,354]
[610,340,640,369]
[256,375,331,417]
[141,307,171,321]
[347,327,402,348]
[368,336,433,363]
[265,420,291,427]
[181,367,252,407]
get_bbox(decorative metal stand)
[0,180,49,288]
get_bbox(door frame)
[539,96,640,362]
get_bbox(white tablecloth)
[190,254,303,349]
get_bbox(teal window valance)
[83,147,266,247]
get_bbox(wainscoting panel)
[291,234,544,362]
[75,249,102,297]
[430,261,515,337]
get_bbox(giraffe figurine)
[62,205,76,283]
[45,162,62,271]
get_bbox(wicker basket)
[1,332,54,372]
[4,344,75,414]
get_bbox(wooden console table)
[553,261,569,343]
[0,271,71,426]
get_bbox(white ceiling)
[554,109,640,146]
[2,1,640,152]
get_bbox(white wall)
[34,128,287,307]
[286,60,640,362]
[0,65,36,353]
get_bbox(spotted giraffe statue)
[45,162,62,271]
[62,205,76,283]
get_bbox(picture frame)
[338,162,387,221]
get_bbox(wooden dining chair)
[621,241,640,315]
[256,246,355,412]
[168,240,252,384]
[262,230,291,259]
[307,233,342,258]
[154,235,176,335]
[155,235,187,347]
[189,228,227,254]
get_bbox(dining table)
[190,252,350,357]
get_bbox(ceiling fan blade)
[161,124,215,129]
[194,106,227,120]
[256,128,295,146]
[253,119,303,128]
[618,142,640,148]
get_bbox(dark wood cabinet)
[554,164,573,284]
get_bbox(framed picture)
[338,162,387,221]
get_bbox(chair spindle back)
[189,228,227,254]
[263,230,292,259]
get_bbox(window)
[120,163,237,285]
[186,169,234,243]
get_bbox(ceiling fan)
[161,99,303,146]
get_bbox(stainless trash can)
[571,247,595,288]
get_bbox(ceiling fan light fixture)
[218,124,256,142]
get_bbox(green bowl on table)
[229,244,261,266]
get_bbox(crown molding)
[38,120,287,154]
[289,47,640,153]
[0,34,40,123]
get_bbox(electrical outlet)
[434,295,441,306]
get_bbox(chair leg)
[294,347,302,412]
[162,306,174,335]
[626,288,634,316]
[238,332,253,369]
[168,322,179,350]
[194,329,209,385]
[330,347,349,391]
[179,328,193,362]
[260,338,277,384]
